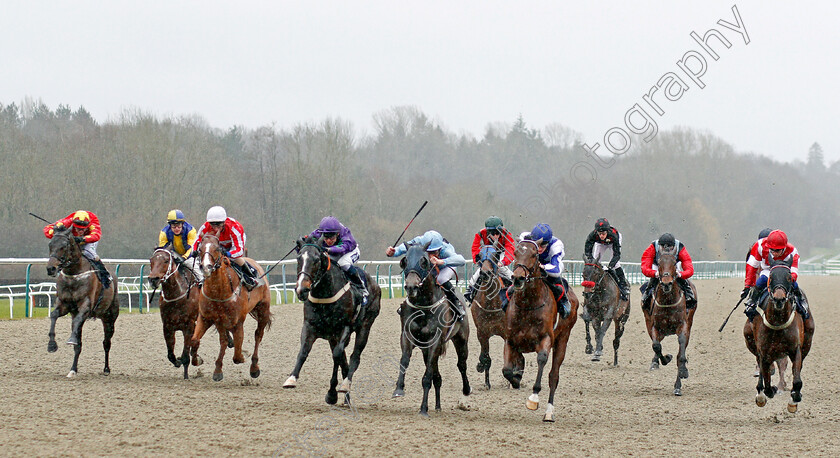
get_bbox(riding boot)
[346,266,369,307]
[545,279,570,319]
[502,285,514,312]
[236,262,258,291]
[441,281,466,321]
[88,257,111,289]
[614,267,630,301]
[793,287,811,320]
[464,284,475,304]
[641,278,657,313]
[676,277,697,309]
[743,287,761,321]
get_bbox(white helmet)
[206,206,227,223]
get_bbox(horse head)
[511,240,540,291]
[295,236,330,301]
[657,248,679,294]
[148,245,180,289]
[581,253,604,295]
[768,258,795,312]
[47,226,81,276]
[475,245,500,288]
[198,234,228,278]
[401,242,434,302]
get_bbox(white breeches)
[335,247,361,271]
[469,264,513,287]
[592,243,620,268]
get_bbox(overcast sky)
[3,1,839,163]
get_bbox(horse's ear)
[423,241,432,250]
[399,257,407,270]
[594,253,601,263]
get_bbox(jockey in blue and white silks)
[519,223,572,318]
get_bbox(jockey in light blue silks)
[517,223,572,318]
[387,230,467,321]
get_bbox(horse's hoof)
[283,375,297,388]
[674,388,682,396]
[66,337,79,346]
[392,389,405,398]
[66,370,76,378]
[419,411,429,418]
[325,390,338,405]
[585,345,593,355]
[755,393,767,407]
[543,403,555,422]
[212,372,223,382]
[457,395,472,411]
[662,354,673,366]
[193,356,204,366]
[791,391,802,403]
[233,356,245,364]
[526,394,539,411]
[753,369,760,377]
[591,354,601,362]
[787,402,798,413]
[484,382,491,390]
[47,341,58,353]
[338,378,351,393]
[173,360,182,368]
[103,367,110,376]
[649,362,660,371]
[250,369,260,379]
[227,334,234,348]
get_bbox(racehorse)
[471,245,507,390]
[641,248,696,396]
[504,240,578,422]
[46,227,119,378]
[581,255,630,365]
[392,242,471,416]
[283,236,382,405]
[470,245,507,390]
[744,261,815,412]
[190,235,272,381]
[148,247,203,379]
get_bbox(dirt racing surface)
[1,277,838,456]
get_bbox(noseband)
[297,244,331,291]
[49,234,80,269]
[513,242,544,288]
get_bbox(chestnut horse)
[581,255,630,365]
[504,240,578,422]
[744,262,815,412]
[392,242,471,416]
[46,227,119,378]
[283,236,381,405]
[470,245,507,390]
[642,248,696,396]
[148,247,203,379]
[190,235,272,381]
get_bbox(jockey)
[742,230,810,321]
[640,233,696,312]
[518,223,572,318]
[193,206,258,290]
[387,230,467,321]
[43,210,111,288]
[305,216,368,306]
[464,216,515,305]
[158,209,203,283]
[584,218,630,301]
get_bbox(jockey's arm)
[609,235,622,266]
[158,230,169,248]
[678,247,694,279]
[583,232,596,260]
[640,244,658,278]
[470,232,482,262]
[183,227,198,258]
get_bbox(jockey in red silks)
[464,216,515,305]
[44,210,111,287]
[640,233,696,312]
[742,229,810,321]
[193,206,258,290]
[584,218,630,301]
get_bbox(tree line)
[2,100,838,263]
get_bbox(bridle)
[49,233,81,270]
[512,241,545,289]
[297,243,332,292]
[761,264,796,329]
[654,252,683,307]
[152,248,190,303]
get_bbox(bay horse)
[283,236,381,406]
[470,245,507,390]
[46,227,119,378]
[504,240,578,422]
[148,247,203,379]
[641,248,696,396]
[392,242,471,416]
[581,255,630,365]
[744,261,815,412]
[190,235,272,381]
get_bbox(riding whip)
[29,212,52,224]
[392,200,428,249]
[260,245,299,279]
[718,296,746,332]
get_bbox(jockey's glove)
[327,246,343,255]
[74,236,86,244]
[740,287,751,299]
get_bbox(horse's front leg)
[325,338,342,405]
[613,315,627,367]
[179,329,192,379]
[163,324,179,367]
[102,316,115,376]
[392,326,415,398]
[335,325,356,393]
[284,323,316,388]
[67,302,91,346]
[190,315,210,366]
[594,316,612,362]
[775,357,788,392]
[527,335,553,411]
[452,326,472,409]
[788,347,803,412]
[231,321,246,364]
[674,333,688,396]
[47,302,68,353]
[475,327,492,388]
[212,324,228,381]
[501,340,523,389]
[419,347,434,417]
[649,327,672,370]
[584,315,593,355]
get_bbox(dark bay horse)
[642,248,696,396]
[46,227,119,378]
[190,235,272,381]
[470,245,507,390]
[392,242,471,416]
[581,256,630,365]
[744,262,815,412]
[148,247,202,379]
[504,240,578,422]
[283,236,381,405]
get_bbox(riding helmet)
[758,228,772,239]
[595,218,611,232]
[206,206,227,222]
[765,230,788,250]
[318,216,342,234]
[658,233,676,247]
[530,223,553,244]
[167,209,186,224]
[425,231,445,252]
[485,216,504,230]
[72,211,91,228]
